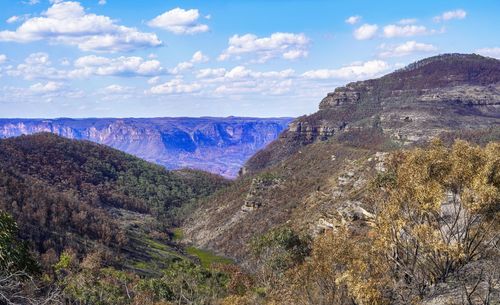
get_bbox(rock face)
[183,54,500,264]
[244,54,500,174]
[0,117,292,178]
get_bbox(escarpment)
[184,54,500,265]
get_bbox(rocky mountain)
[183,54,500,263]
[243,53,499,174]
[0,117,292,178]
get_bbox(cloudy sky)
[0,0,498,118]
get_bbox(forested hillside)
[0,133,228,260]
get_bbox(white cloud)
[378,41,437,58]
[434,9,467,22]
[148,7,209,34]
[345,15,361,25]
[196,66,294,81]
[196,68,226,79]
[0,54,7,64]
[6,53,165,80]
[383,24,428,38]
[6,16,20,24]
[283,49,308,60]
[219,32,309,62]
[0,1,162,52]
[191,66,297,96]
[98,0,106,5]
[191,51,209,63]
[170,62,193,74]
[29,81,63,93]
[148,79,202,95]
[398,18,417,25]
[476,47,500,59]
[169,51,209,74]
[353,24,378,40]
[101,84,132,94]
[147,76,160,85]
[6,53,68,80]
[1,82,85,103]
[302,60,389,80]
[74,55,164,77]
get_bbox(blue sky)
[0,0,498,118]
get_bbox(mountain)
[0,133,228,272]
[183,54,500,263]
[0,117,292,178]
[244,53,499,174]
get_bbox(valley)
[1,54,499,304]
[0,117,292,178]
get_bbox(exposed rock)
[319,86,361,109]
[245,54,500,174]
[242,175,282,211]
[0,117,292,178]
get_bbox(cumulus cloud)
[2,82,85,103]
[382,24,428,38]
[218,32,309,62]
[6,53,165,80]
[148,8,209,34]
[195,68,226,79]
[191,51,209,63]
[100,84,133,94]
[434,9,467,22]
[0,54,6,64]
[29,81,63,93]
[345,15,361,25]
[74,55,164,77]
[0,1,162,52]
[476,47,500,59]
[353,24,378,40]
[148,76,161,84]
[97,84,137,101]
[196,66,294,81]
[169,51,209,74]
[6,16,19,24]
[6,52,70,80]
[191,66,297,96]
[148,79,202,95]
[398,18,417,25]
[302,60,389,80]
[378,41,437,57]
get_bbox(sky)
[0,0,499,118]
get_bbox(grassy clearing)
[186,246,233,268]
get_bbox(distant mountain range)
[0,117,292,178]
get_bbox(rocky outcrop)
[0,117,292,178]
[242,175,282,211]
[245,54,500,174]
[319,86,361,109]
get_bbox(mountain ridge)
[243,53,500,174]
[0,117,293,178]
[183,53,500,264]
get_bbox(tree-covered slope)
[0,132,229,264]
